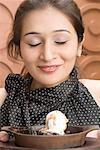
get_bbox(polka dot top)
[1,68,100,127]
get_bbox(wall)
[0,0,24,87]
[75,0,100,79]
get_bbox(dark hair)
[8,0,84,59]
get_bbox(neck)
[30,76,69,90]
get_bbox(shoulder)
[5,73,23,83]
[79,79,100,106]
[5,73,25,93]
[0,74,22,107]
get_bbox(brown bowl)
[2,125,99,149]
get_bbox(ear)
[77,42,82,57]
[77,36,85,57]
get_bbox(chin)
[40,79,64,88]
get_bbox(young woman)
[0,0,100,142]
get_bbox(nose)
[40,41,56,61]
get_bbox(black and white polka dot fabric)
[1,68,100,127]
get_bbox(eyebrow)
[54,29,71,34]
[24,29,71,36]
[24,32,40,36]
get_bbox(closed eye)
[55,41,67,44]
[28,43,41,47]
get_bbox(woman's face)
[20,7,81,88]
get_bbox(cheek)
[62,46,78,61]
[60,38,78,57]
[20,47,36,64]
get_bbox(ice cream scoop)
[40,110,69,135]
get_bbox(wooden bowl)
[2,125,99,149]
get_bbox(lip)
[38,65,61,73]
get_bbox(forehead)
[21,7,76,35]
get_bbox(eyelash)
[28,41,67,47]
[55,41,67,44]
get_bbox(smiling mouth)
[38,65,61,73]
